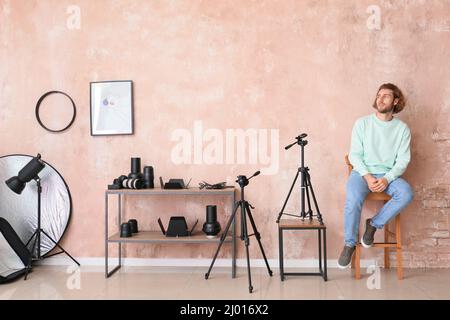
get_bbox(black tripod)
[276,134,324,224]
[24,177,80,280]
[205,171,273,293]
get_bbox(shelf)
[105,187,236,278]
[108,231,232,244]
[106,187,235,196]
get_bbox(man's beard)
[377,104,394,114]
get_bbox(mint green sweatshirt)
[348,114,411,184]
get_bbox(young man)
[338,83,414,269]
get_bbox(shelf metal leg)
[105,192,108,278]
[323,228,328,281]
[105,193,121,278]
[118,194,122,266]
[232,191,236,278]
[118,194,122,226]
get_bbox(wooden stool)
[345,155,403,280]
[278,219,327,281]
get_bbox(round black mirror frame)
[35,91,77,133]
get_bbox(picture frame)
[90,80,134,136]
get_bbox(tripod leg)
[304,176,314,221]
[40,229,80,266]
[301,169,307,219]
[276,170,300,223]
[305,172,324,224]
[241,205,253,293]
[245,203,273,277]
[24,262,33,280]
[25,229,38,247]
[24,233,39,280]
[205,202,240,280]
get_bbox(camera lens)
[134,179,144,189]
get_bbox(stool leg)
[396,215,403,280]
[351,253,355,269]
[384,223,390,269]
[318,229,322,274]
[351,230,359,270]
[355,245,361,279]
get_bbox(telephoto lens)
[132,179,144,189]
[129,157,143,179]
[143,166,154,189]
[114,175,128,188]
[122,178,144,189]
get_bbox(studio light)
[5,153,79,279]
[5,154,45,194]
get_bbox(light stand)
[276,134,324,224]
[205,171,273,293]
[5,154,80,280]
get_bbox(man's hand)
[372,177,389,193]
[363,174,379,192]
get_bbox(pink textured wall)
[1,0,449,267]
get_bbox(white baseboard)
[37,257,380,269]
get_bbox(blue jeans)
[344,170,413,247]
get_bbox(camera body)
[107,157,154,190]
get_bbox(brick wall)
[394,130,450,268]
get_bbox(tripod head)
[236,171,260,188]
[285,133,308,150]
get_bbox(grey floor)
[1,266,449,300]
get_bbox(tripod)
[205,171,273,293]
[276,134,324,224]
[24,177,80,280]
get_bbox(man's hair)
[372,83,406,114]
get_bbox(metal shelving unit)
[105,187,236,278]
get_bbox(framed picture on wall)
[90,80,134,136]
